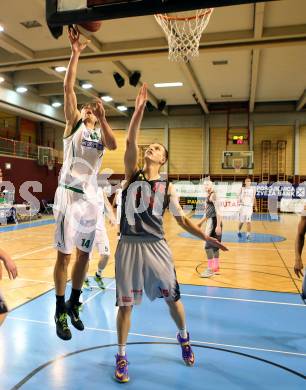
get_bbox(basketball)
[78,20,102,33]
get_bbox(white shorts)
[53,186,98,254]
[92,226,110,256]
[239,205,253,223]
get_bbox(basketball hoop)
[155,8,213,62]
[232,158,243,174]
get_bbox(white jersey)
[59,120,105,195]
[96,187,106,230]
[115,188,122,225]
[240,186,256,207]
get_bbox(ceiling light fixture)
[54,66,67,73]
[154,82,183,88]
[117,105,128,112]
[0,25,4,32]
[80,81,93,89]
[101,96,113,102]
[52,101,62,108]
[16,86,28,93]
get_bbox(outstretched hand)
[294,259,304,278]
[204,236,228,252]
[0,251,17,280]
[135,83,148,112]
[68,26,90,53]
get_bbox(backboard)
[222,151,254,170]
[46,0,276,38]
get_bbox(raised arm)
[63,27,89,138]
[294,216,306,278]
[92,99,117,150]
[168,184,228,251]
[124,84,148,180]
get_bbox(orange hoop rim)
[155,8,213,22]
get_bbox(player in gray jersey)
[294,208,306,300]
[114,84,228,383]
[53,27,117,341]
[197,180,223,278]
[0,248,17,326]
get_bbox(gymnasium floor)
[1,212,306,389]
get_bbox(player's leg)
[94,228,111,289]
[143,239,194,366]
[201,248,214,277]
[212,248,220,274]
[67,198,97,331]
[238,220,244,236]
[166,299,195,366]
[246,214,252,239]
[66,248,90,331]
[53,187,73,340]
[201,218,215,277]
[302,271,306,300]
[115,305,132,383]
[114,238,143,383]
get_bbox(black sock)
[56,295,66,315]
[69,288,82,304]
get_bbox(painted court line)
[2,277,54,284]
[12,246,53,260]
[103,286,304,307]
[6,316,306,358]
[227,245,294,252]
[181,293,305,307]
[82,280,116,305]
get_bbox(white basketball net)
[155,9,213,62]
[232,158,243,173]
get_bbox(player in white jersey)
[237,177,257,240]
[83,186,116,290]
[53,27,117,341]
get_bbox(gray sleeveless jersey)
[120,170,170,239]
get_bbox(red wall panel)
[0,156,61,204]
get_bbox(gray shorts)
[0,290,8,314]
[115,236,180,306]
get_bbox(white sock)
[179,327,188,339]
[96,270,102,277]
[118,344,126,356]
[246,232,250,237]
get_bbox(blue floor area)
[1,279,305,389]
[179,231,286,243]
[0,218,54,232]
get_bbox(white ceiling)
[0,0,305,122]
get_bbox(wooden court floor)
[0,211,303,311]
